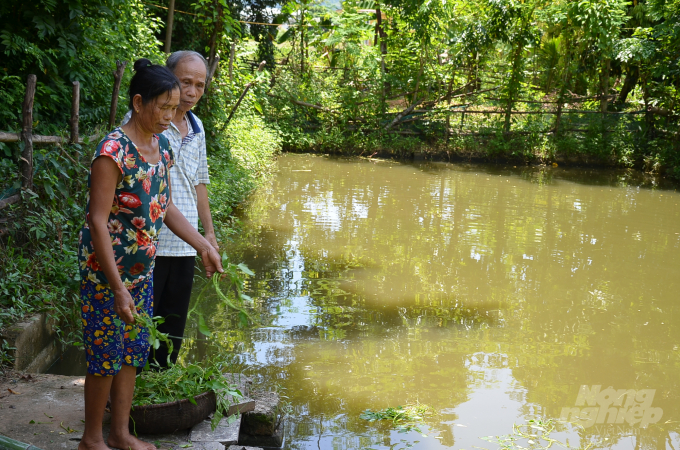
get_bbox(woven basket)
[129,390,216,435]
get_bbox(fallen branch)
[396,109,649,115]
[266,92,340,115]
[289,98,339,115]
[0,132,101,144]
[448,85,500,100]
[385,98,424,130]
[447,128,614,136]
[389,130,421,135]
[0,194,21,210]
[225,61,266,125]
[59,145,81,167]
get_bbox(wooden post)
[300,10,305,74]
[553,38,572,136]
[229,41,235,82]
[375,4,388,111]
[70,81,80,144]
[600,58,610,145]
[600,58,610,114]
[164,0,176,53]
[21,74,37,189]
[444,72,455,142]
[554,101,563,135]
[109,61,128,130]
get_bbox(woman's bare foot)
[78,436,112,450]
[107,431,156,450]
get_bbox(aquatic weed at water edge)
[361,403,436,434]
[480,418,607,450]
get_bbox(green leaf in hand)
[198,314,212,337]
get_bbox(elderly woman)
[122,51,215,369]
[78,58,222,450]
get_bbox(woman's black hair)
[128,58,180,110]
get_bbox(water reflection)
[186,155,680,449]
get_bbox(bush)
[207,114,281,240]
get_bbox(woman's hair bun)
[133,58,153,72]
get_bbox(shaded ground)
[0,372,200,449]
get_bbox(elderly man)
[123,50,217,368]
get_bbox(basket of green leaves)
[128,256,256,435]
[129,359,241,434]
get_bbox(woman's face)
[134,88,180,134]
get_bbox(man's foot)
[78,437,112,450]
[107,432,156,450]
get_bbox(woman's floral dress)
[77,128,174,375]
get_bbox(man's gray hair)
[166,51,209,78]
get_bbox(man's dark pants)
[150,255,196,368]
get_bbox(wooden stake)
[109,61,128,130]
[229,42,235,82]
[21,74,37,189]
[70,81,80,144]
[164,0,176,53]
[300,11,305,74]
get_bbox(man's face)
[174,56,207,112]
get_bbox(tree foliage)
[260,0,679,175]
[0,0,164,132]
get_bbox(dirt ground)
[0,372,196,449]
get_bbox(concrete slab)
[238,420,284,449]
[240,391,280,436]
[190,442,225,450]
[224,398,255,417]
[220,373,255,418]
[0,313,62,373]
[222,373,252,398]
[227,446,264,450]
[0,373,230,450]
[189,416,240,445]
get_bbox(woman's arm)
[88,156,136,324]
[164,200,223,277]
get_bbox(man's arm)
[196,183,218,252]
[194,119,218,252]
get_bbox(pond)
[51,153,680,450]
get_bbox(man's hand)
[200,244,224,278]
[205,232,219,253]
[113,288,136,324]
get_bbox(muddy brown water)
[51,154,680,450]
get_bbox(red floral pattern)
[78,128,174,289]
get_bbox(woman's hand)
[113,287,136,324]
[163,201,224,277]
[199,244,223,278]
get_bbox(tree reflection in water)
[181,154,680,450]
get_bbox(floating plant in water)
[360,403,435,434]
[480,418,606,450]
